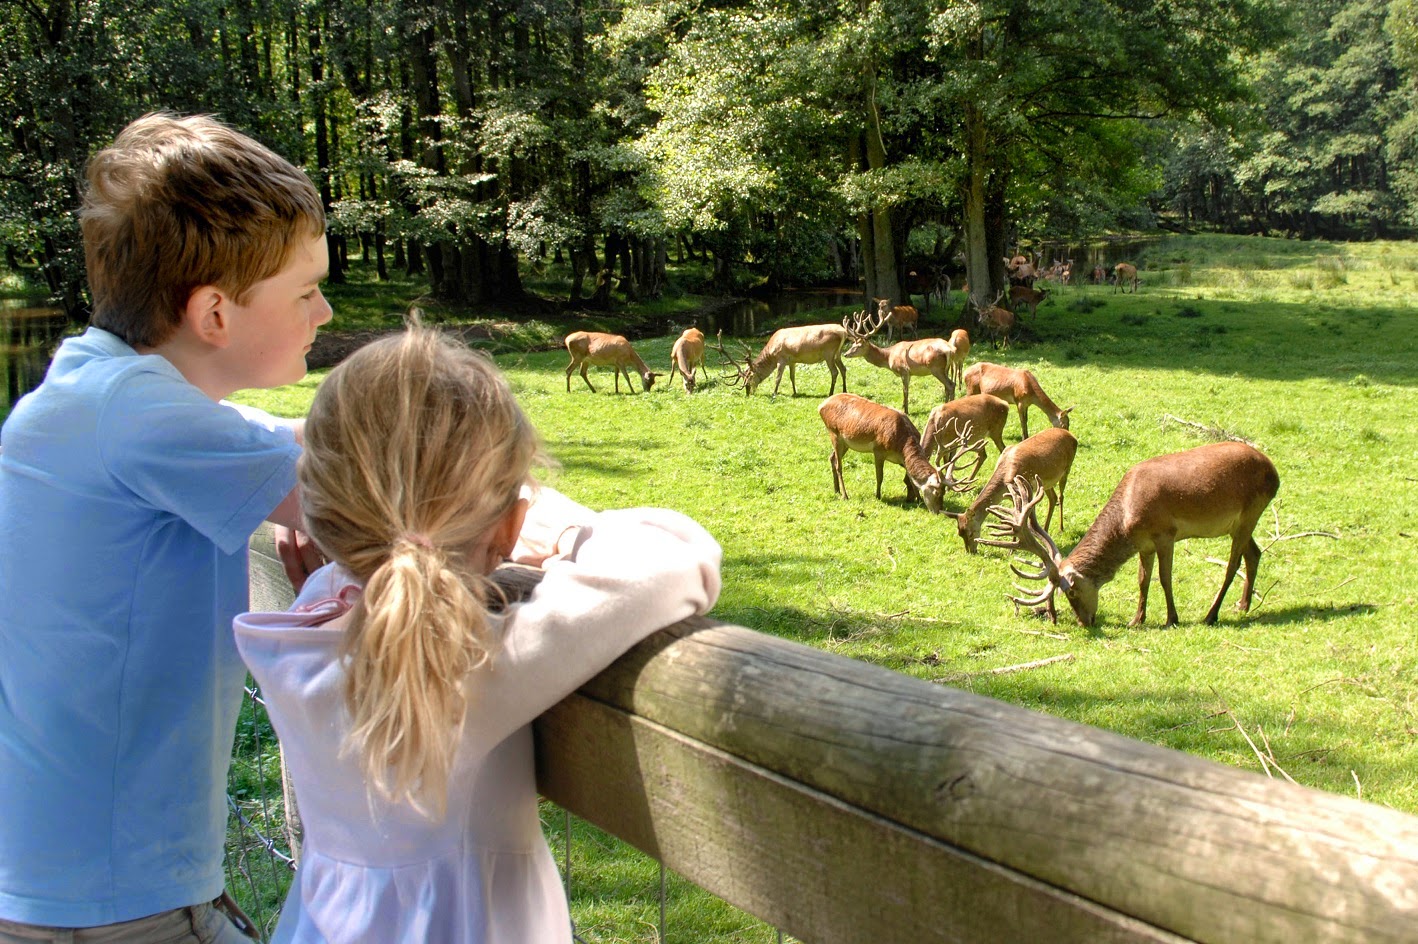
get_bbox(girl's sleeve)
[473,507,722,747]
[509,485,598,566]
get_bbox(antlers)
[936,418,989,492]
[715,329,755,387]
[979,475,1069,621]
[841,305,888,343]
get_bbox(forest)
[4,0,1418,322]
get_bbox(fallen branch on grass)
[1160,414,1258,446]
[933,652,1074,684]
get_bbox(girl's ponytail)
[296,326,543,818]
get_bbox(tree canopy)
[0,0,1411,318]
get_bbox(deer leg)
[772,364,788,397]
[565,361,576,392]
[1131,550,1155,626]
[901,375,910,413]
[579,364,596,393]
[1157,542,1181,627]
[1205,536,1253,624]
[1042,488,1058,532]
[873,453,886,499]
[1017,404,1030,440]
[788,363,799,396]
[829,443,848,499]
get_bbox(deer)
[881,299,919,343]
[564,331,661,393]
[945,329,970,398]
[1009,284,1049,319]
[971,291,1015,347]
[962,361,1071,440]
[1113,262,1139,293]
[717,324,848,397]
[955,427,1077,554]
[840,307,958,413]
[668,327,707,392]
[819,393,987,515]
[920,394,1010,463]
[980,442,1280,627]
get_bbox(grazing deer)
[1009,284,1049,319]
[955,428,1077,554]
[981,442,1280,627]
[669,327,708,392]
[564,331,661,393]
[819,393,986,514]
[718,324,848,397]
[963,362,1071,440]
[1113,262,1139,293]
[945,329,970,398]
[841,307,958,413]
[921,394,1010,460]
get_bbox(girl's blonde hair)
[298,327,542,816]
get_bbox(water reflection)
[696,289,865,337]
[2,300,68,415]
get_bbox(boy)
[0,113,331,942]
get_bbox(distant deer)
[818,393,986,515]
[564,331,661,393]
[669,327,708,392]
[879,299,919,343]
[1009,285,1049,319]
[981,442,1280,626]
[841,307,959,413]
[955,428,1077,554]
[1113,262,1139,293]
[945,329,970,397]
[972,291,1015,347]
[718,324,847,397]
[920,394,1010,459]
[963,362,1071,440]
[903,271,938,313]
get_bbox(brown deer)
[841,307,959,413]
[564,331,661,393]
[981,442,1280,627]
[920,394,1010,459]
[972,291,1015,347]
[962,362,1071,440]
[945,328,970,397]
[818,393,986,515]
[1009,284,1049,319]
[668,327,707,392]
[878,298,919,343]
[718,324,848,397]
[1113,262,1139,293]
[955,428,1077,554]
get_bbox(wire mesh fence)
[224,680,792,944]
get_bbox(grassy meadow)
[232,233,1418,940]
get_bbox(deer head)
[841,307,887,357]
[715,330,758,393]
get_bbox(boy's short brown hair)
[81,113,325,348]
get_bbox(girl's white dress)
[233,490,722,944]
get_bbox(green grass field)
[231,233,1418,940]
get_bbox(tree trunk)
[961,103,993,316]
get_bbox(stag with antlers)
[840,305,961,413]
[818,393,986,514]
[980,443,1280,627]
[715,325,848,397]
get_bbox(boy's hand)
[274,525,324,594]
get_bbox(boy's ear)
[183,285,232,348]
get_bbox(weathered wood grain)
[248,525,1418,943]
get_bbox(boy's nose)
[313,291,334,327]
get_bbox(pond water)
[1,300,68,417]
[692,288,867,338]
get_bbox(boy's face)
[223,232,333,390]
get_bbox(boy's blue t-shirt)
[0,327,300,926]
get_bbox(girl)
[234,328,721,943]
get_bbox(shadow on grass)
[1247,602,1379,625]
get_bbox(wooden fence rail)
[249,527,1418,943]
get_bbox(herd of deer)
[560,288,1278,629]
